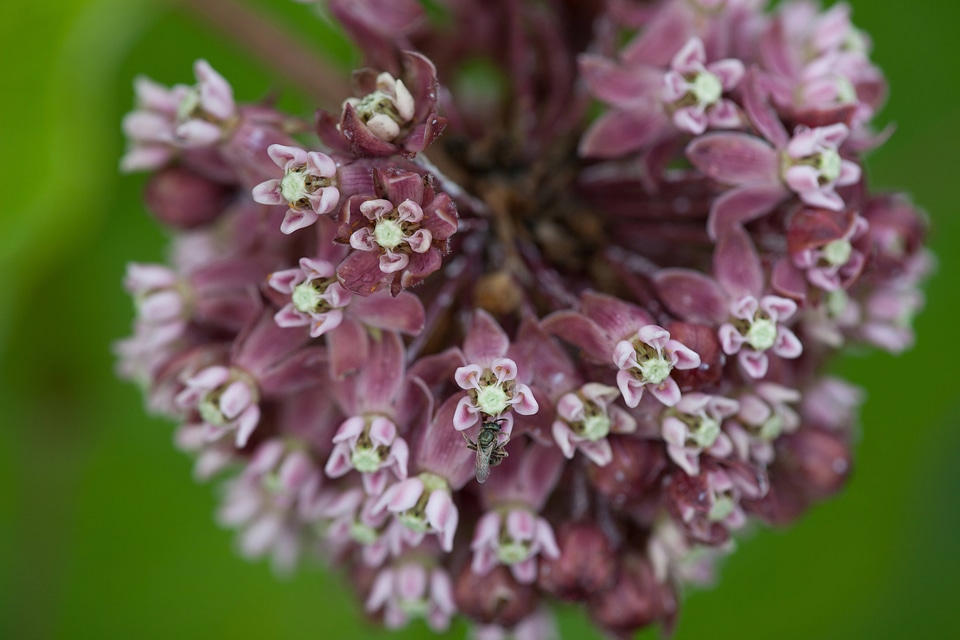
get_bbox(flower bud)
[587,553,677,640]
[454,563,538,628]
[778,427,852,501]
[588,436,667,506]
[537,521,616,601]
[144,166,231,229]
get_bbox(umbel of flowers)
[117,0,930,638]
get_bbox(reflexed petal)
[738,349,769,379]
[616,370,644,408]
[552,420,577,458]
[453,395,479,431]
[649,377,682,407]
[425,491,458,551]
[773,327,804,358]
[332,416,366,443]
[671,37,706,73]
[281,207,320,234]
[234,405,261,447]
[219,380,252,419]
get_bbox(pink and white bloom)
[314,486,391,567]
[345,72,416,143]
[324,331,422,495]
[728,383,801,466]
[471,507,560,584]
[613,324,701,407]
[453,311,539,432]
[663,37,745,135]
[216,439,322,572]
[551,383,636,465]
[325,415,409,496]
[374,472,458,552]
[719,294,803,379]
[252,144,340,234]
[120,60,236,171]
[662,393,739,476]
[366,561,456,632]
[782,124,861,211]
[176,365,261,447]
[336,168,458,296]
[472,608,559,640]
[268,258,352,338]
[350,198,435,274]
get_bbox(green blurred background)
[2,0,958,638]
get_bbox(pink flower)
[268,258,352,337]
[120,60,236,172]
[336,168,458,296]
[453,311,539,432]
[374,473,459,553]
[176,365,261,447]
[719,294,803,379]
[366,561,456,631]
[662,37,745,134]
[613,324,701,407]
[551,383,636,465]
[252,144,340,234]
[662,393,739,476]
[471,508,560,584]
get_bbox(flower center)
[397,474,448,533]
[176,86,202,123]
[691,70,723,106]
[398,596,431,618]
[291,281,325,313]
[759,414,784,441]
[476,384,510,416]
[349,521,380,545]
[835,76,857,104]
[198,395,227,425]
[351,446,384,474]
[354,90,405,126]
[374,218,406,250]
[496,541,530,565]
[581,414,612,441]
[691,415,721,448]
[826,289,849,318]
[746,317,778,351]
[822,239,852,266]
[280,168,310,204]
[708,494,735,521]
[818,148,842,183]
[262,472,284,495]
[639,356,672,385]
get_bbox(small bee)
[462,418,510,484]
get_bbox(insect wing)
[474,438,497,484]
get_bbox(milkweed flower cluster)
[116,0,930,637]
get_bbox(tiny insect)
[462,418,510,484]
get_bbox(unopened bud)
[587,553,677,640]
[588,436,667,506]
[144,166,231,229]
[454,563,537,628]
[666,321,723,389]
[538,521,616,600]
[779,427,852,500]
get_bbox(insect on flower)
[462,418,509,484]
